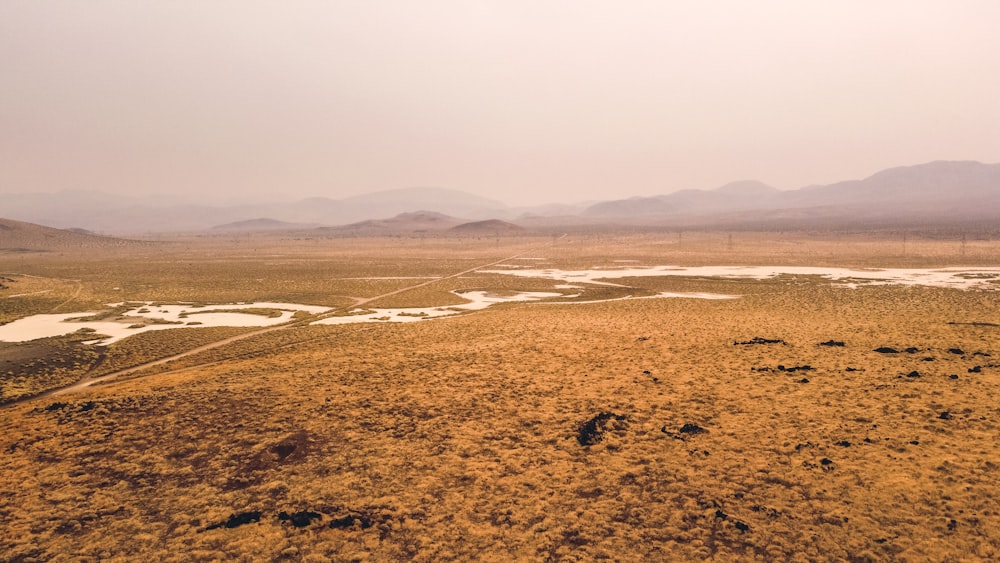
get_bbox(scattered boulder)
[278,511,323,528]
[969,366,982,373]
[734,337,786,346]
[905,347,920,354]
[329,514,374,530]
[679,423,708,435]
[777,365,813,373]
[201,511,262,532]
[948,348,965,355]
[577,412,628,446]
[939,411,953,420]
[818,340,845,347]
[662,423,709,439]
[874,347,899,354]
[905,371,921,378]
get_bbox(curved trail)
[0,273,82,309]
[50,279,83,313]
[5,238,565,407]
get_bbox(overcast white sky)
[2,1,999,206]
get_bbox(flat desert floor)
[1,231,999,561]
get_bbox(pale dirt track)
[8,238,565,405]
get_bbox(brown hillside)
[0,218,138,252]
[449,219,525,233]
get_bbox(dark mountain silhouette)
[211,218,319,232]
[0,187,510,233]
[449,219,525,234]
[321,211,466,235]
[3,160,998,233]
[582,161,1000,227]
[583,180,780,217]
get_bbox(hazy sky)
[2,1,999,206]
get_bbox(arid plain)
[2,230,1000,561]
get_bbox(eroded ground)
[1,232,999,561]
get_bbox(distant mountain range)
[2,161,998,234]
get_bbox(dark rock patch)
[905,371,921,378]
[948,348,965,355]
[663,423,709,440]
[874,347,899,354]
[278,511,323,528]
[271,443,296,460]
[969,366,982,373]
[949,374,959,380]
[225,430,315,490]
[329,512,377,530]
[939,411,953,420]
[799,378,810,383]
[818,340,845,347]
[577,412,628,446]
[905,347,920,354]
[679,423,708,435]
[835,440,851,447]
[750,505,781,519]
[44,402,68,412]
[201,511,262,532]
[777,365,813,373]
[845,367,859,372]
[734,337,786,346]
[734,521,750,532]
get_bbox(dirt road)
[5,239,565,406]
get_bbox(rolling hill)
[0,218,138,251]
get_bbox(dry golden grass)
[1,231,999,561]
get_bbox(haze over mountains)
[3,161,999,234]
